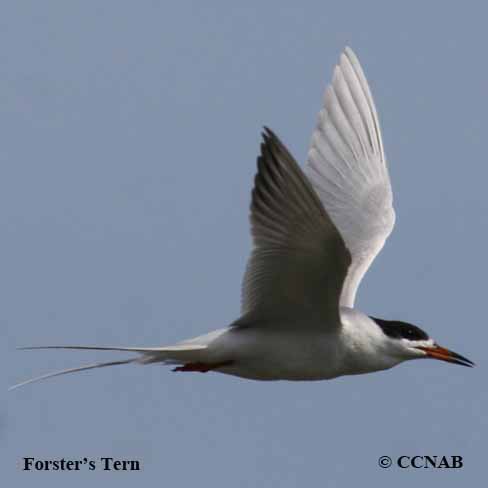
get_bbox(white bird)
[10,47,473,390]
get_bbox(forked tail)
[9,343,208,390]
[8,357,137,391]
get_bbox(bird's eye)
[403,327,425,341]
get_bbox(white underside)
[150,308,403,381]
[10,308,416,390]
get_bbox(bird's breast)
[208,326,347,381]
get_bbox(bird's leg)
[172,360,234,373]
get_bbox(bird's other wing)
[304,47,395,308]
[240,128,351,328]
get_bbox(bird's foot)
[172,360,234,373]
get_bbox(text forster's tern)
[10,47,474,390]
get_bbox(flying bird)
[10,47,473,390]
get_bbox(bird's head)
[370,317,474,367]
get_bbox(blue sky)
[3,1,487,486]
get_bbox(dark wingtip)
[262,126,276,141]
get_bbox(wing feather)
[305,47,395,307]
[240,128,351,327]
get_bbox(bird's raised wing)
[305,47,395,308]
[240,128,351,326]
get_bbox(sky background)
[3,1,487,486]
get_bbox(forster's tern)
[11,47,473,390]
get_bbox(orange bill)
[417,345,474,367]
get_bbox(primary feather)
[240,128,351,325]
[305,47,395,308]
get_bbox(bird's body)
[10,47,473,391]
[160,308,402,381]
